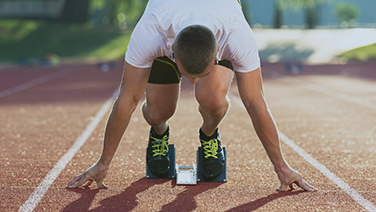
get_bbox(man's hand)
[67,162,108,189]
[277,168,317,192]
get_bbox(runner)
[67,0,317,191]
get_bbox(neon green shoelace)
[151,135,169,157]
[201,138,219,159]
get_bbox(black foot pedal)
[197,146,227,182]
[146,144,176,179]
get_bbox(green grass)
[339,43,376,62]
[0,19,131,63]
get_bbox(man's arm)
[235,68,316,191]
[67,62,150,189]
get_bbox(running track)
[0,61,375,211]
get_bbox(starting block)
[145,144,227,183]
[197,147,227,182]
[146,144,176,179]
[176,164,197,185]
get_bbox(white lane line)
[0,70,69,99]
[279,133,376,212]
[18,90,118,212]
[273,72,376,110]
[229,93,376,212]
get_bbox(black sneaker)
[146,127,170,176]
[199,128,225,179]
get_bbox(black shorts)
[148,56,234,84]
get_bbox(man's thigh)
[146,56,180,109]
[146,83,179,105]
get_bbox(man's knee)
[148,110,175,124]
[197,95,229,116]
[142,102,176,125]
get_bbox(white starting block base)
[176,164,197,185]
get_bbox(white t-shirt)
[125,0,260,73]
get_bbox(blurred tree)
[60,0,89,23]
[335,3,358,28]
[278,0,328,29]
[273,1,283,28]
[241,0,252,25]
[305,6,317,29]
[90,0,148,29]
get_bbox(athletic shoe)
[146,127,170,176]
[199,128,225,179]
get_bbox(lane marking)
[278,133,376,212]
[273,72,376,110]
[18,90,118,212]
[0,70,69,99]
[229,93,376,212]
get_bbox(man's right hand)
[67,162,109,189]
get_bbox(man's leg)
[142,83,179,134]
[195,65,234,178]
[143,56,181,176]
[143,83,179,176]
[195,65,234,136]
[143,56,181,134]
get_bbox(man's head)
[173,25,217,80]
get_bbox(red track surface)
[0,61,375,211]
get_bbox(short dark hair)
[173,25,217,74]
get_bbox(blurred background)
[0,0,375,66]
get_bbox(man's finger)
[295,177,318,192]
[289,183,295,190]
[96,179,108,189]
[67,175,81,187]
[82,179,94,188]
[68,175,88,188]
[277,185,288,191]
